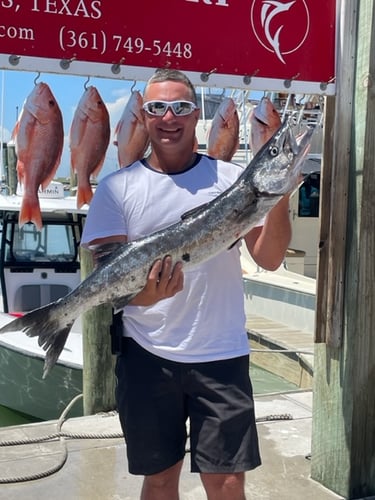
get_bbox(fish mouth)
[249,120,314,196]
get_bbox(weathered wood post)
[80,246,116,415]
[6,142,17,195]
[311,1,375,497]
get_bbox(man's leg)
[141,460,184,500]
[200,471,246,500]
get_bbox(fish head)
[250,119,313,195]
[24,82,62,125]
[79,86,109,123]
[217,97,237,123]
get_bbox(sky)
[0,69,147,181]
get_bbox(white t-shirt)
[81,154,253,363]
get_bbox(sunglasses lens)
[172,102,195,115]
[143,101,196,116]
[145,102,167,115]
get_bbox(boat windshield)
[4,222,78,264]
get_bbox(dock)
[0,312,342,500]
[0,313,369,499]
[247,313,314,389]
[0,391,345,500]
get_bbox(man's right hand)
[130,256,184,306]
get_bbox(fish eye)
[269,146,279,157]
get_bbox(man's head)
[142,69,200,155]
[144,69,198,104]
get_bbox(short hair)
[144,68,197,104]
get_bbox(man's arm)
[244,195,291,271]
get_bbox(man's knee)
[200,472,246,500]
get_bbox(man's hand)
[130,256,184,306]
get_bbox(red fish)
[12,82,64,230]
[70,86,110,208]
[249,97,281,155]
[113,90,149,167]
[207,97,240,161]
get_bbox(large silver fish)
[0,119,313,377]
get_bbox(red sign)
[0,0,336,93]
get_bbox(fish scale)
[0,119,313,378]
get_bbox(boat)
[0,185,87,421]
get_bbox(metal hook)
[243,69,259,85]
[9,55,20,66]
[60,55,77,70]
[320,76,335,92]
[34,72,41,85]
[84,76,90,90]
[111,57,125,75]
[283,72,300,89]
[200,68,217,83]
[130,80,136,93]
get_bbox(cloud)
[0,125,12,143]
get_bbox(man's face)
[142,81,200,151]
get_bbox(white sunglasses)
[143,100,197,117]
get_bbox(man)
[81,69,292,500]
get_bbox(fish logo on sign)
[250,0,310,64]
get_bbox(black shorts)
[115,337,261,475]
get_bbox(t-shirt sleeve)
[80,173,127,247]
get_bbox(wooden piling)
[311,1,375,496]
[6,142,17,195]
[80,246,116,416]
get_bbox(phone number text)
[60,27,193,59]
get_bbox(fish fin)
[19,196,43,231]
[41,153,63,191]
[112,294,137,310]
[0,303,74,378]
[181,203,209,220]
[91,157,106,178]
[77,185,93,208]
[227,238,241,250]
[42,326,71,379]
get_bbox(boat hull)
[0,341,82,420]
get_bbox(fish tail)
[0,303,74,378]
[77,185,93,209]
[19,196,43,231]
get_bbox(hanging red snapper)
[12,82,64,230]
[113,90,149,167]
[70,86,110,208]
[207,97,240,161]
[249,97,281,155]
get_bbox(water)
[0,405,41,427]
[250,364,298,394]
[0,364,297,427]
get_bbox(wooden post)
[80,246,116,415]
[6,142,17,195]
[311,0,375,497]
[314,95,335,343]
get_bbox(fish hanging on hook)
[69,85,110,208]
[113,90,150,168]
[12,82,64,230]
